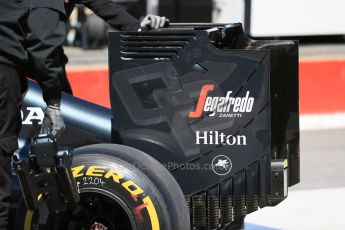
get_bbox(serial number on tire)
[81,177,106,186]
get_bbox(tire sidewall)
[71,153,165,230]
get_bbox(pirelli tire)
[22,144,190,230]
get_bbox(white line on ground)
[245,187,345,230]
[300,113,345,131]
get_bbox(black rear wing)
[108,23,299,224]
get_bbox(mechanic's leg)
[61,67,73,95]
[0,151,12,230]
[0,63,22,230]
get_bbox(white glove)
[40,104,65,138]
[140,15,169,30]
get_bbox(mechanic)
[58,0,169,94]
[0,1,67,228]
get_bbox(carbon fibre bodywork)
[14,23,299,229]
[107,24,299,228]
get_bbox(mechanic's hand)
[140,15,169,30]
[40,104,65,138]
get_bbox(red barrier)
[299,60,345,114]
[67,69,111,108]
[67,59,345,115]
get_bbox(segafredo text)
[189,84,255,118]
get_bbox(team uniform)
[0,0,166,227]
[0,0,66,227]
[58,0,141,94]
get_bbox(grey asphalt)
[292,128,345,191]
[246,128,345,229]
[65,47,108,67]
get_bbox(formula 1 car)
[10,23,299,230]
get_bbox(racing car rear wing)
[109,23,299,228]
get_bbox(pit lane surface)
[245,128,345,229]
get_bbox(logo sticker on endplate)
[189,84,255,118]
[212,155,232,176]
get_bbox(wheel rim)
[72,188,136,230]
[32,188,137,230]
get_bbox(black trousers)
[61,67,73,95]
[0,63,24,229]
